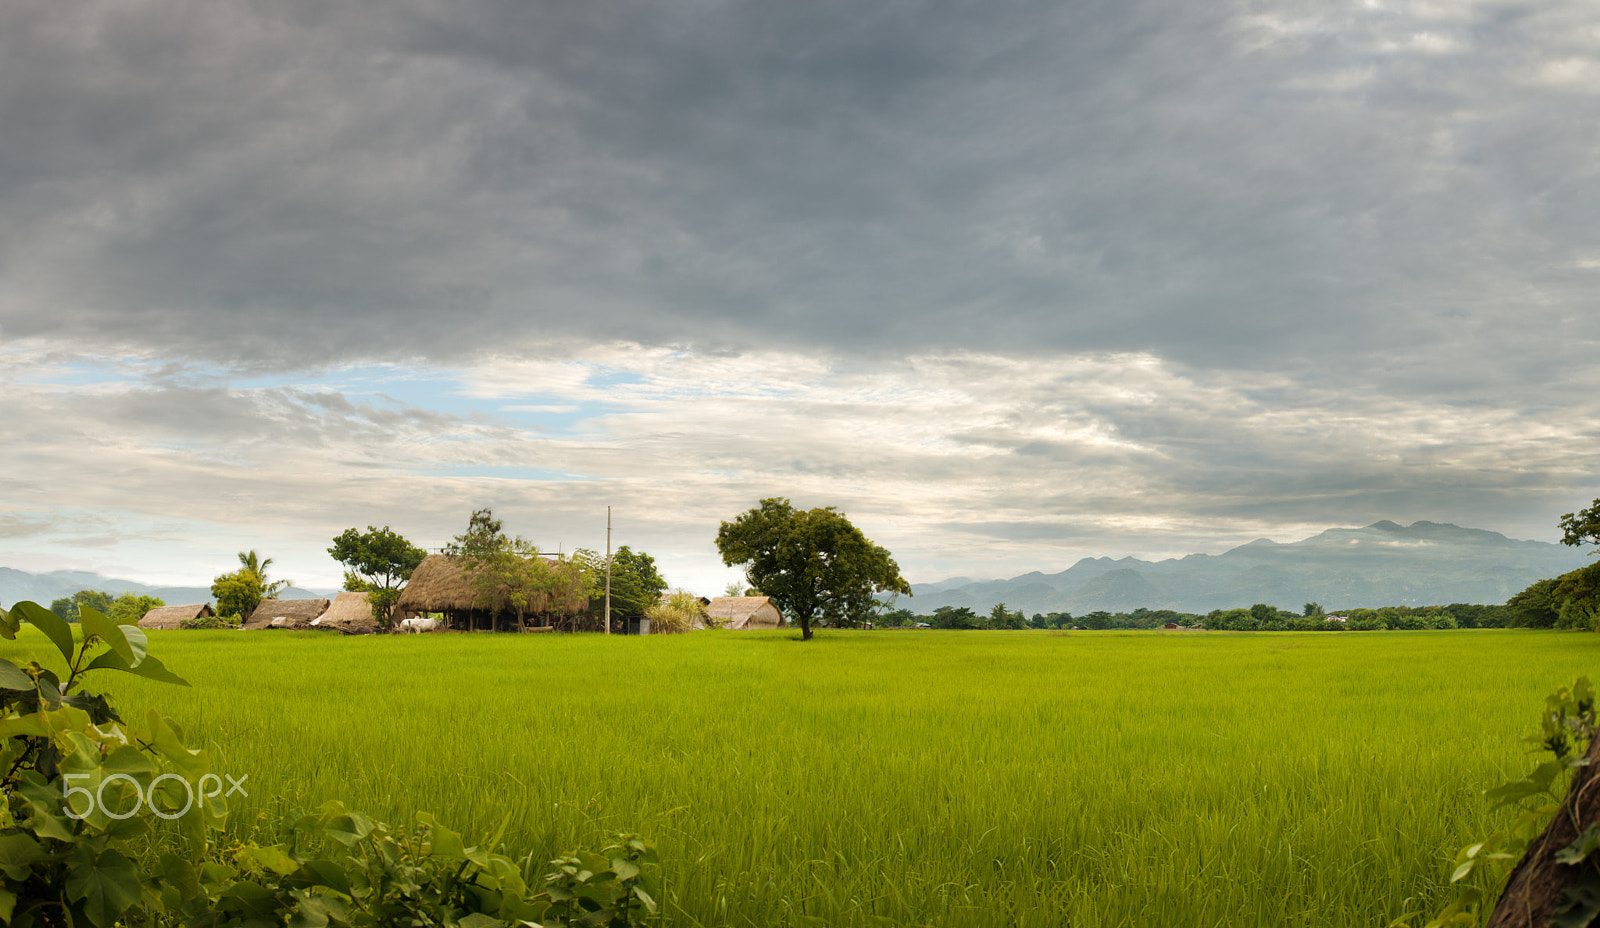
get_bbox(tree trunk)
[1486,734,1600,927]
[800,616,813,640]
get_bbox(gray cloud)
[1,0,1597,376]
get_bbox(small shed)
[311,591,382,635]
[706,596,786,630]
[138,603,216,630]
[243,598,331,630]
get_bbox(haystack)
[138,603,216,630]
[310,591,382,635]
[243,598,331,630]
[706,596,785,629]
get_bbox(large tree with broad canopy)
[715,498,911,641]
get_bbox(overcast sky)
[3,0,1599,595]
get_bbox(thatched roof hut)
[396,553,590,631]
[138,603,216,630]
[395,555,479,614]
[706,596,785,630]
[310,591,381,635]
[243,598,331,630]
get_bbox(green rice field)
[7,627,1598,927]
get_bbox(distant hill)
[907,521,1595,616]
[0,567,335,610]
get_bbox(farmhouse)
[395,553,587,631]
[137,603,216,630]
[243,598,331,630]
[706,596,786,630]
[310,591,383,635]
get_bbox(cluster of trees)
[47,589,165,625]
[876,600,1517,632]
[1499,499,1600,631]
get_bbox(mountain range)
[0,567,335,611]
[906,521,1594,617]
[2,520,1591,618]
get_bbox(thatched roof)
[706,596,785,630]
[243,598,331,630]
[310,591,381,635]
[138,603,216,630]
[395,555,480,612]
[394,553,577,616]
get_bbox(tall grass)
[6,627,1595,927]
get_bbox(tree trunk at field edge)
[1486,733,1600,927]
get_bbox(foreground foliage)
[0,600,659,927]
[1397,679,1599,927]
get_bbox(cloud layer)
[2,0,1598,592]
[3,0,1598,370]
[4,341,1595,593]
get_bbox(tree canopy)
[715,498,911,640]
[330,525,428,626]
[1560,499,1600,549]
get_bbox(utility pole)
[604,506,612,635]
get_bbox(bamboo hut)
[395,554,588,631]
[242,598,331,630]
[705,596,786,630]
[310,591,383,635]
[138,603,216,630]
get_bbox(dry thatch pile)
[310,591,381,635]
[706,596,785,630]
[243,598,331,630]
[138,603,216,630]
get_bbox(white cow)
[398,616,440,633]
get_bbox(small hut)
[706,596,786,630]
[243,598,331,630]
[138,603,216,630]
[310,591,382,635]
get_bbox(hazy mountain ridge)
[0,567,336,610]
[908,521,1593,616]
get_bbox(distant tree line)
[874,600,1521,631]
[48,589,165,625]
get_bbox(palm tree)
[238,550,290,599]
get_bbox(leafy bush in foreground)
[0,600,659,927]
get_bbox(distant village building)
[243,598,331,630]
[137,603,216,630]
[310,591,384,634]
[705,596,786,630]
